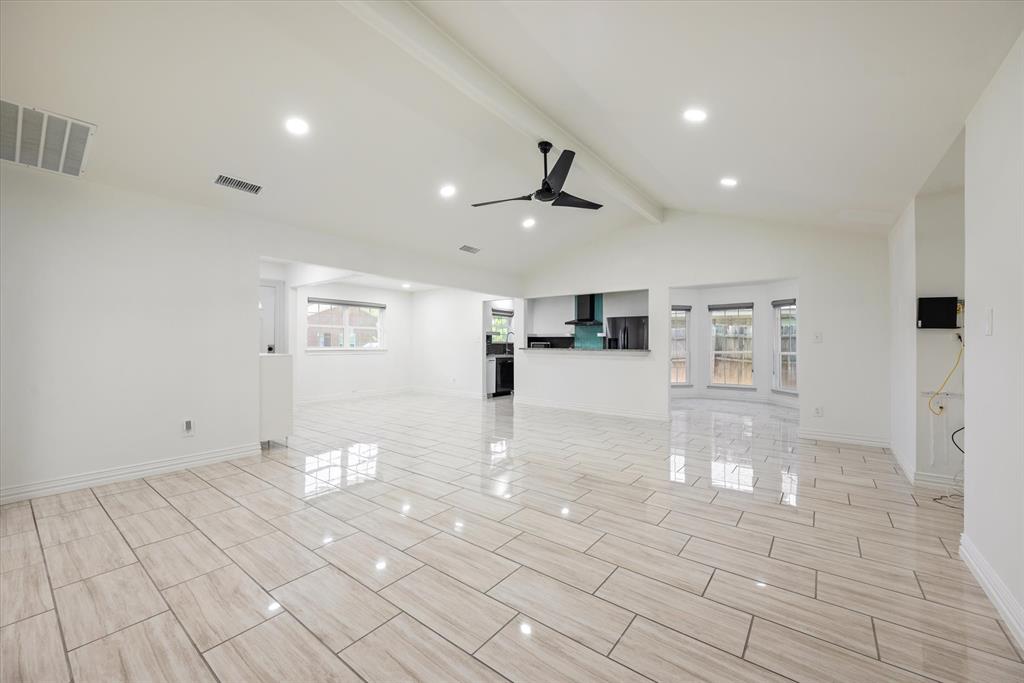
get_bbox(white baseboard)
[960,533,1024,651]
[514,395,669,421]
[797,427,890,450]
[913,470,961,487]
[0,442,261,504]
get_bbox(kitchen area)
[509,288,659,417]
[485,299,516,397]
[485,289,651,405]
[524,289,650,351]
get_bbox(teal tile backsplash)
[573,294,604,349]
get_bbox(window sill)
[671,383,693,388]
[772,388,799,396]
[306,348,387,354]
[707,384,757,391]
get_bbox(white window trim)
[708,306,755,388]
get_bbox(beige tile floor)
[1,396,1022,683]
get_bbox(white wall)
[259,261,288,281]
[914,190,965,482]
[670,280,798,406]
[411,287,500,398]
[961,31,1024,648]
[0,169,258,496]
[292,283,414,403]
[517,211,890,443]
[525,295,574,336]
[0,166,520,499]
[888,201,919,478]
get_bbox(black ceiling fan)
[471,141,602,210]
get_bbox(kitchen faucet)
[506,330,515,354]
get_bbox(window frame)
[305,297,387,352]
[772,299,798,394]
[670,305,691,386]
[490,308,513,343]
[708,304,755,388]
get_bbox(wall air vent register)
[0,100,95,177]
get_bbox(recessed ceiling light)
[439,184,457,198]
[401,283,411,289]
[522,217,536,229]
[682,108,708,123]
[720,177,739,188]
[284,117,310,136]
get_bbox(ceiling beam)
[339,0,664,224]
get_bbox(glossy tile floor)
[2,396,1022,682]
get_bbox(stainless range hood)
[565,294,602,326]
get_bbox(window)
[306,298,385,350]
[709,304,754,386]
[490,308,512,343]
[670,305,690,384]
[773,299,797,392]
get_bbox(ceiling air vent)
[0,100,96,177]
[214,174,262,195]
[459,244,481,254]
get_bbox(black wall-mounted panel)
[917,297,959,329]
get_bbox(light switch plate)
[985,307,993,336]
[813,332,824,344]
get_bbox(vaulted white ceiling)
[417,1,1022,231]
[2,1,1022,276]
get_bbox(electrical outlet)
[183,419,195,437]
[813,407,824,418]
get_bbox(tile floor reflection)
[1,395,1020,682]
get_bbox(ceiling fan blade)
[545,150,575,193]
[471,194,533,207]
[552,192,602,210]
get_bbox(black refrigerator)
[605,316,649,350]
